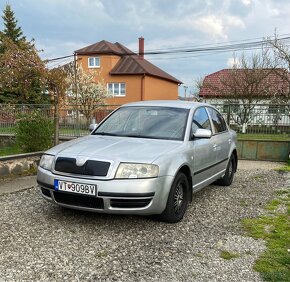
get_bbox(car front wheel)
[159,172,189,223]
[216,154,236,186]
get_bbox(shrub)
[15,110,53,152]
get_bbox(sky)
[1,0,290,96]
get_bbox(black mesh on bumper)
[53,191,104,209]
[110,198,152,208]
[41,188,52,198]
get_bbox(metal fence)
[0,104,120,137]
[0,103,289,137]
[212,103,290,135]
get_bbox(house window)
[223,103,240,113]
[268,105,286,114]
[88,57,100,68]
[107,83,126,97]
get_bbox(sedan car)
[37,100,237,223]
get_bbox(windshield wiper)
[93,132,119,136]
[122,134,166,140]
[122,134,152,138]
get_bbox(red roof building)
[199,68,289,100]
[75,38,182,104]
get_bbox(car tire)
[159,172,189,223]
[216,154,236,186]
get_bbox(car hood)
[46,135,182,164]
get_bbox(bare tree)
[267,34,290,103]
[199,52,280,132]
[193,76,205,102]
[263,34,290,127]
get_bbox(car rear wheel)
[216,154,236,186]
[159,172,189,223]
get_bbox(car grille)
[53,191,104,209]
[110,198,152,208]
[54,157,110,177]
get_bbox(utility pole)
[73,52,79,135]
[183,85,188,101]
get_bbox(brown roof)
[75,40,182,84]
[75,40,131,55]
[199,68,289,98]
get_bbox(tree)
[0,4,25,52]
[0,37,48,104]
[199,52,280,131]
[0,4,47,104]
[66,64,109,124]
[47,67,69,145]
[267,34,290,104]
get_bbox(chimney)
[138,37,144,59]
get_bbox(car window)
[191,107,212,134]
[94,106,189,141]
[207,107,227,133]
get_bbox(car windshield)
[93,106,189,141]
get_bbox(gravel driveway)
[0,161,287,281]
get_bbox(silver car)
[37,101,237,223]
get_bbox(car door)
[206,107,231,174]
[189,106,217,187]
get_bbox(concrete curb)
[0,151,43,162]
[0,175,37,195]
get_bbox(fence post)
[227,104,230,125]
[54,98,59,145]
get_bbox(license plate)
[54,180,96,196]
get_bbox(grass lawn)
[0,145,23,157]
[242,175,290,281]
[275,160,290,173]
[0,126,15,134]
[0,126,88,137]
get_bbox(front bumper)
[37,167,174,215]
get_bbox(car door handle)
[213,144,217,151]
[228,139,232,144]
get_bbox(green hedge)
[15,110,53,152]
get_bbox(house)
[74,37,182,104]
[199,68,290,131]
[199,68,289,103]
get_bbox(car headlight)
[115,163,159,179]
[39,154,55,171]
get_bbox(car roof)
[121,100,213,110]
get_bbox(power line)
[148,43,290,61]
[143,36,290,56]
[46,54,74,63]
[135,33,290,52]
[44,35,290,63]
[47,57,73,69]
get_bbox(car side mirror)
[89,123,98,132]
[193,128,212,139]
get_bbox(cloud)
[241,0,252,6]
[192,15,226,39]
[183,14,245,40]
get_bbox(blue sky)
[1,0,290,96]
